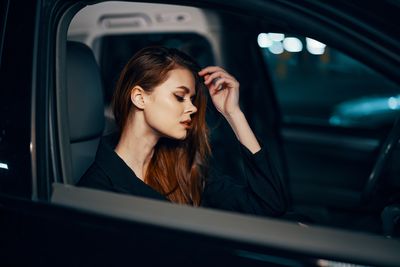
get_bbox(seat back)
[66,41,104,184]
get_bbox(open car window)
[61,0,400,228]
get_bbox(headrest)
[67,41,104,142]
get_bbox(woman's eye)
[174,94,185,102]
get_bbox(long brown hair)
[112,46,210,206]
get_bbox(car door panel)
[283,128,379,207]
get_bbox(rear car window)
[97,33,215,104]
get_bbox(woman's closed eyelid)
[174,93,195,103]
[174,94,185,102]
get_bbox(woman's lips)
[180,120,192,129]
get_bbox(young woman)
[78,46,287,217]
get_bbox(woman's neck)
[114,114,159,181]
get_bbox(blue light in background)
[388,96,399,110]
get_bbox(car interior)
[2,0,400,265]
[51,1,400,238]
[66,41,105,185]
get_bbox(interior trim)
[282,128,379,152]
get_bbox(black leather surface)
[67,41,104,183]
[67,41,104,142]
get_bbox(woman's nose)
[186,101,197,115]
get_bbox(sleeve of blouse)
[201,141,288,217]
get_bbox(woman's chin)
[164,130,188,141]
[176,132,188,140]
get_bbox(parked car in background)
[1,0,400,266]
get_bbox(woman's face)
[143,67,198,140]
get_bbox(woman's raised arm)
[199,66,261,154]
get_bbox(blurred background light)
[269,32,285,42]
[0,163,9,170]
[257,33,273,48]
[268,41,284,54]
[283,37,303,52]
[388,96,399,110]
[306,37,326,55]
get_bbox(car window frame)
[0,0,10,67]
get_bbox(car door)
[0,0,36,198]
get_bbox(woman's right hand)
[198,66,241,118]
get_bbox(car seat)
[66,41,105,185]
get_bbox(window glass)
[258,33,400,128]
[98,33,215,104]
[95,33,240,176]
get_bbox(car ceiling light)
[283,37,303,52]
[0,163,9,170]
[99,14,151,28]
[268,32,285,42]
[306,37,326,55]
[257,33,272,48]
[268,41,284,54]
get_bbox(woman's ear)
[130,86,146,110]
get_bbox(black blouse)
[77,133,288,217]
